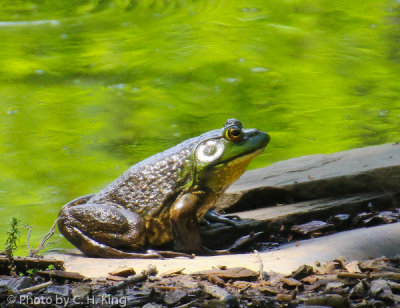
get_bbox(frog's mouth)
[214,146,266,168]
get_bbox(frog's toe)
[203,210,240,227]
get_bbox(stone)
[47,285,70,296]
[291,221,333,235]
[325,281,344,293]
[0,276,32,291]
[277,293,293,302]
[37,270,85,281]
[349,280,369,299]
[71,284,91,299]
[306,294,348,308]
[280,277,303,288]
[291,264,314,280]
[370,279,394,303]
[258,285,280,295]
[192,267,258,280]
[163,290,188,305]
[363,211,399,225]
[46,222,400,279]
[344,261,361,274]
[229,193,395,235]
[216,142,400,211]
[329,214,350,226]
[108,266,136,277]
[159,268,185,277]
[359,258,389,271]
[142,304,164,308]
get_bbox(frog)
[58,119,269,258]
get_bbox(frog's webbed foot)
[203,210,241,228]
[225,231,263,251]
[146,250,195,259]
[196,232,264,256]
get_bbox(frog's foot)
[197,232,264,256]
[226,231,263,251]
[196,247,230,256]
[203,210,241,228]
[146,250,195,259]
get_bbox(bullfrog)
[58,119,269,258]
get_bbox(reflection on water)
[0,0,399,253]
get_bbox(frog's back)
[87,130,219,217]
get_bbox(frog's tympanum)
[58,119,269,258]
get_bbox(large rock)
[216,142,400,211]
[46,222,400,278]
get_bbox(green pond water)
[1,0,399,254]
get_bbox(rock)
[329,214,350,226]
[370,279,394,303]
[201,283,238,304]
[159,268,185,278]
[216,142,400,211]
[344,261,361,274]
[314,261,336,275]
[306,294,348,308]
[0,256,64,275]
[352,212,373,225]
[291,264,314,280]
[258,285,280,295]
[163,290,188,305]
[291,221,333,235]
[47,285,70,296]
[142,304,164,308]
[232,193,395,234]
[71,284,91,299]
[0,276,32,291]
[349,280,369,299]
[387,280,400,291]
[192,267,258,280]
[359,257,389,271]
[301,275,320,285]
[108,266,136,277]
[280,277,303,288]
[277,293,293,302]
[371,272,400,281]
[37,270,85,281]
[363,211,399,225]
[325,281,344,293]
[106,274,126,281]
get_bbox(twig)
[26,225,32,256]
[29,218,59,257]
[105,265,157,294]
[16,281,53,294]
[254,250,264,281]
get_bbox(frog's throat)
[203,147,265,195]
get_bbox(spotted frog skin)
[58,119,269,258]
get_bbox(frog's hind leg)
[58,203,154,258]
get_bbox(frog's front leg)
[58,202,157,258]
[169,193,204,252]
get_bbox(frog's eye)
[224,125,243,142]
[196,140,224,163]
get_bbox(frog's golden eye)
[224,125,243,142]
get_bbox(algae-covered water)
[0,0,399,253]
